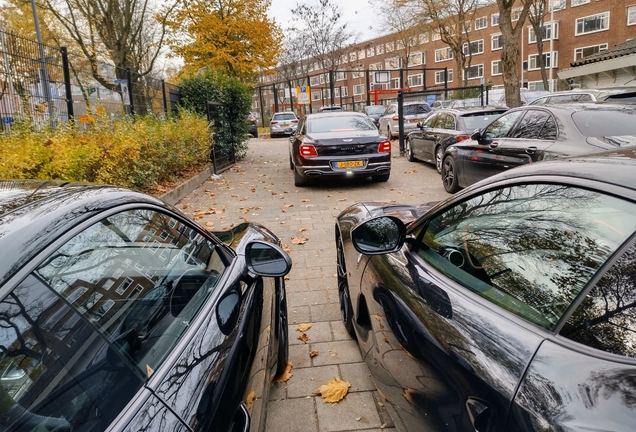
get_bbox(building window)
[115,277,133,295]
[432,29,441,41]
[103,279,115,290]
[386,41,394,52]
[491,33,503,50]
[340,55,347,64]
[336,71,347,81]
[528,80,555,91]
[409,36,417,47]
[310,76,319,86]
[529,22,558,43]
[376,44,384,55]
[351,66,364,78]
[574,43,608,60]
[408,52,424,66]
[492,60,502,76]
[571,0,589,6]
[576,12,610,35]
[528,52,558,70]
[475,16,488,30]
[463,21,471,33]
[349,52,357,62]
[353,84,365,95]
[511,7,523,21]
[435,69,453,84]
[334,87,348,97]
[385,56,402,69]
[357,49,365,60]
[434,47,454,62]
[462,39,484,55]
[407,74,423,87]
[311,91,321,101]
[491,13,500,26]
[168,218,177,228]
[390,78,400,89]
[367,46,375,57]
[463,64,484,80]
[550,0,565,10]
[396,39,405,50]
[419,32,429,44]
[628,5,636,25]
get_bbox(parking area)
[178,137,449,432]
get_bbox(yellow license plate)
[410,118,423,123]
[281,123,290,127]
[336,160,363,168]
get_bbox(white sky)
[268,0,382,43]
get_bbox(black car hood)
[361,201,438,225]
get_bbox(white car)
[269,112,299,138]
[378,102,431,138]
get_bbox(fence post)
[444,67,448,99]
[288,80,294,114]
[329,70,335,106]
[60,46,74,122]
[397,91,404,156]
[273,84,279,113]
[162,80,168,113]
[306,76,313,113]
[422,68,427,90]
[126,68,135,115]
[480,84,484,106]
[365,70,371,106]
[258,86,265,126]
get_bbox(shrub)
[0,110,210,192]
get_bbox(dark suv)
[247,112,258,138]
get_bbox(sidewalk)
[177,137,449,432]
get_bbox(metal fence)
[0,28,181,131]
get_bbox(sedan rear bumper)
[297,160,391,178]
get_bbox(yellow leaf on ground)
[272,362,293,384]
[245,389,256,409]
[231,194,239,198]
[313,378,351,403]
[297,323,312,332]
[298,333,309,343]
[403,388,418,404]
[301,199,310,202]
[282,244,291,252]
[181,204,188,209]
[291,236,308,245]
[298,227,307,233]
[310,350,319,358]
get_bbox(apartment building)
[254,0,636,115]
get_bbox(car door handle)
[488,142,499,148]
[466,397,495,432]
[526,146,537,154]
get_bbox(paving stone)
[289,343,312,369]
[311,304,342,322]
[339,363,377,392]
[315,392,382,432]
[330,320,354,341]
[289,290,333,307]
[265,398,317,432]
[286,365,339,399]
[310,340,363,366]
[289,305,312,324]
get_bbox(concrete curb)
[159,166,213,206]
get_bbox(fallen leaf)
[240,181,249,185]
[300,199,310,202]
[313,378,351,403]
[181,204,188,209]
[298,227,307,233]
[298,333,309,343]
[291,236,308,245]
[240,196,249,201]
[251,187,256,193]
[284,275,290,281]
[284,204,294,208]
[280,221,287,224]
[337,198,347,202]
[231,194,239,198]
[205,221,214,227]
[271,191,277,195]
[297,323,312,332]
[310,350,319,358]
[282,244,291,252]
[245,389,256,409]
[374,315,381,322]
[192,215,203,220]
[403,388,417,404]
[272,362,293,384]
[381,423,387,429]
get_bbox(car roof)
[436,106,508,115]
[507,102,636,114]
[306,111,368,119]
[272,111,297,116]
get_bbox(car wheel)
[252,130,259,138]
[372,172,390,182]
[289,155,294,170]
[442,155,461,193]
[337,236,356,338]
[275,286,289,376]
[406,139,415,162]
[294,168,309,187]
[387,126,392,139]
[435,146,443,174]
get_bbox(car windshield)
[308,115,376,133]
[461,111,507,130]
[572,110,636,145]
[273,113,296,120]
[403,104,431,116]
[366,106,385,115]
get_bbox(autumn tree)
[275,34,310,106]
[165,0,282,80]
[497,0,531,107]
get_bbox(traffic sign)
[296,86,310,105]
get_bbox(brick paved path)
[178,137,450,432]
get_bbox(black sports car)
[440,103,636,193]
[335,148,636,431]
[289,111,391,186]
[0,180,291,432]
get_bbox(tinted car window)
[365,106,385,115]
[412,184,636,329]
[442,114,455,129]
[460,111,506,130]
[561,241,636,357]
[511,110,556,140]
[403,104,431,116]
[483,111,523,139]
[35,209,226,379]
[422,113,440,128]
[572,110,636,137]
[308,115,376,133]
[272,113,297,121]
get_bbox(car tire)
[289,155,294,170]
[337,236,356,338]
[294,168,309,187]
[435,146,443,174]
[372,172,390,182]
[442,155,461,193]
[406,139,416,162]
[252,130,259,138]
[387,126,392,139]
[275,285,289,376]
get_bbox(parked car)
[0,180,292,432]
[430,100,453,110]
[529,87,636,105]
[378,101,432,139]
[247,112,258,138]
[406,106,508,172]
[335,147,636,432]
[363,105,386,126]
[440,103,636,193]
[270,111,299,138]
[319,105,343,112]
[289,111,391,186]
[483,88,550,106]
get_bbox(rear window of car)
[461,111,507,130]
[366,106,385,115]
[272,113,296,121]
[308,115,376,133]
[403,104,431,116]
[572,110,636,137]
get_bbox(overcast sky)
[268,0,382,43]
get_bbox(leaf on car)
[298,333,309,343]
[245,389,256,409]
[310,350,319,358]
[298,227,307,233]
[297,323,312,332]
[291,236,308,245]
[312,378,351,403]
[273,362,293,384]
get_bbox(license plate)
[336,160,363,168]
[410,118,423,123]
[281,123,290,127]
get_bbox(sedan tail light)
[392,116,399,121]
[300,144,318,157]
[456,134,470,143]
[271,121,278,125]
[378,140,391,153]
[291,119,299,123]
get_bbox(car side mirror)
[471,129,492,145]
[216,290,240,335]
[245,240,292,277]
[351,216,406,255]
[417,122,422,129]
